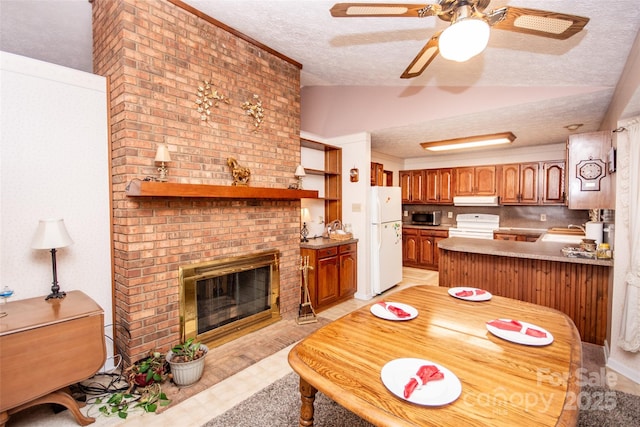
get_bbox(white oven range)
[448,214,500,240]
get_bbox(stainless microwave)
[411,211,442,225]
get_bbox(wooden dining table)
[288,285,582,427]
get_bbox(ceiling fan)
[330,1,589,78]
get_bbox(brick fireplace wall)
[93,0,303,364]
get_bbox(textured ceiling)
[1,0,639,159]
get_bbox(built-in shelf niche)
[300,139,342,230]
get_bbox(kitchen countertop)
[438,237,613,266]
[300,237,358,249]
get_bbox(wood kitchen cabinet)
[370,162,384,186]
[566,131,614,209]
[499,163,539,205]
[399,170,425,203]
[454,166,497,196]
[425,168,454,204]
[402,227,448,270]
[300,241,357,312]
[541,160,566,205]
[338,243,357,297]
[402,228,419,265]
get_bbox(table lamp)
[294,165,306,189]
[31,219,74,300]
[301,208,311,242]
[155,144,172,182]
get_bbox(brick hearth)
[92,0,303,364]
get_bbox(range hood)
[453,196,500,206]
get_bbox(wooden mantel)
[125,180,318,199]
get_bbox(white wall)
[328,132,374,300]
[0,52,114,369]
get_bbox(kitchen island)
[438,237,612,345]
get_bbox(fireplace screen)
[179,250,281,347]
[196,265,270,333]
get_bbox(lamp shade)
[294,165,306,177]
[439,18,490,62]
[31,218,74,249]
[155,144,172,162]
[301,207,311,222]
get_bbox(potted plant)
[166,337,209,386]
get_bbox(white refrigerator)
[371,186,403,294]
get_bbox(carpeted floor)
[203,372,640,427]
[203,372,372,427]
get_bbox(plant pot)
[166,344,208,387]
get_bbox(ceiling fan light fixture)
[439,18,490,62]
[421,132,516,152]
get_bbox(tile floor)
[6,268,639,426]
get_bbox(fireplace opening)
[179,250,281,348]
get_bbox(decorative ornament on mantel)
[227,157,251,186]
[195,79,229,122]
[241,94,264,131]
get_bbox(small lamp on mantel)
[300,208,311,242]
[294,165,306,190]
[155,144,172,182]
[31,218,74,300]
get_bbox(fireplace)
[179,250,282,348]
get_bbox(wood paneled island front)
[439,237,613,345]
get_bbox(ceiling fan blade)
[401,32,440,78]
[330,3,441,18]
[490,6,589,40]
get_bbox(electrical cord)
[74,324,129,400]
[77,372,129,398]
[124,176,157,192]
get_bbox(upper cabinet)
[499,163,539,205]
[400,170,425,203]
[425,168,454,204]
[454,166,497,196]
[401,167,456,205]
[401,161,566,207]
[541,161,565,205]
[566,131,614,210]
[370,162,393,186]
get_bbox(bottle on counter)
[596,243,612,259]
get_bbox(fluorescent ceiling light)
[421,132,516,152]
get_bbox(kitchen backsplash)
[402,205,598,229]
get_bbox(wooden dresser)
[0,291,106,426]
